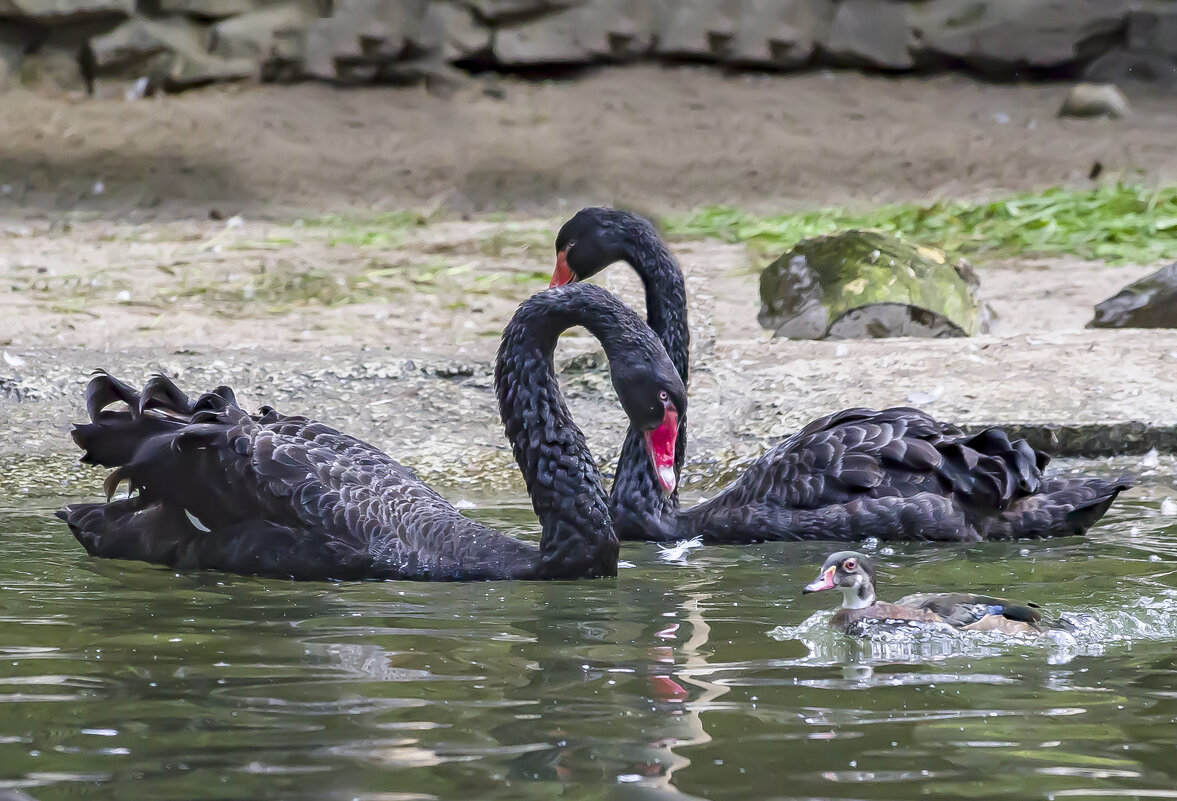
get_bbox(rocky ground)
[6,0,1177,101]
[2,71,1177,502]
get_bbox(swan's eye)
[566,240,577,252]
[659,390,669,402]
[843,559,857,571]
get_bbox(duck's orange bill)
[803,566,837,594]
[549,249,573,288]
[643,408,678,495]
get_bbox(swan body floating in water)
[57,284,686,582]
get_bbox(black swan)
[56,284,686,582]
[548,207,1128,543]
[802,551,1062,636]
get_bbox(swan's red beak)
[803,566,837,595]
[643,407,678,495]
[549,249,574,288]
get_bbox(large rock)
[157,0,267,20]
[464,0,583,25]
[758,230,992,340]
[427,0,491,61]
[0,0,131,21]
[910,0,1130,73]
[491,4,586,62]
[1126,5,1177,57]
[653,0,737,60]
[89,15,255,88]
[728,0,834,68]
[210,1,317,61]
[823,0,912,70]
[568,0,656,60]
[0,27,26,91]
[301,0,426,80]
[1089,263,1177,329]
[20,46,88,94]
[301,0,463,89]
[90,15,208,69]
[1083,48,1177,90]
[493,0,655,63]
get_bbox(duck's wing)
[959,614,1046,636]
[833,602,946,633]
[894,592,1044,628]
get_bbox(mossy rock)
[758,229,993,340]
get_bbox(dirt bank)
[2,69,1176,219]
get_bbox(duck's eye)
[843,559,857,571]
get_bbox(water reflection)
[0,478,1174,800]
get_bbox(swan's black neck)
[609,217,691,542]
[615,221,690,384]
[496,285,657,578]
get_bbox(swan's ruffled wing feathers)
[682,406,1128,541]
[719,407,1046,512]
[62,373,533,580]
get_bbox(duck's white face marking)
[841,573,874,610]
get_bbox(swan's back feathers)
[736,407,1046,512]
[61,373,536,580]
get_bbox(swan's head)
[803,551,877,609]
[610,350,686,496]
[551,207,651,287]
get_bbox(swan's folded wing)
[721,407,1047,512]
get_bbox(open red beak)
[803,566,837,595]
[549,249,574,288]
[643,408,678,495]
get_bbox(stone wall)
[3,0,1176,97]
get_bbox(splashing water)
[657,536,704,563]
[771,587,1177,670]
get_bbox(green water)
[1,485,1176,801]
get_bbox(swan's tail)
[990,476,1133,539]
[60,372,379,579]
[61,372,248,562]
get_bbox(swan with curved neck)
[57,283,686,581]
[549,207,1129,544]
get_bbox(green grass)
[662,184,1177,265]
[296,210,432,248]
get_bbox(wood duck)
[802,551,1055,636]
